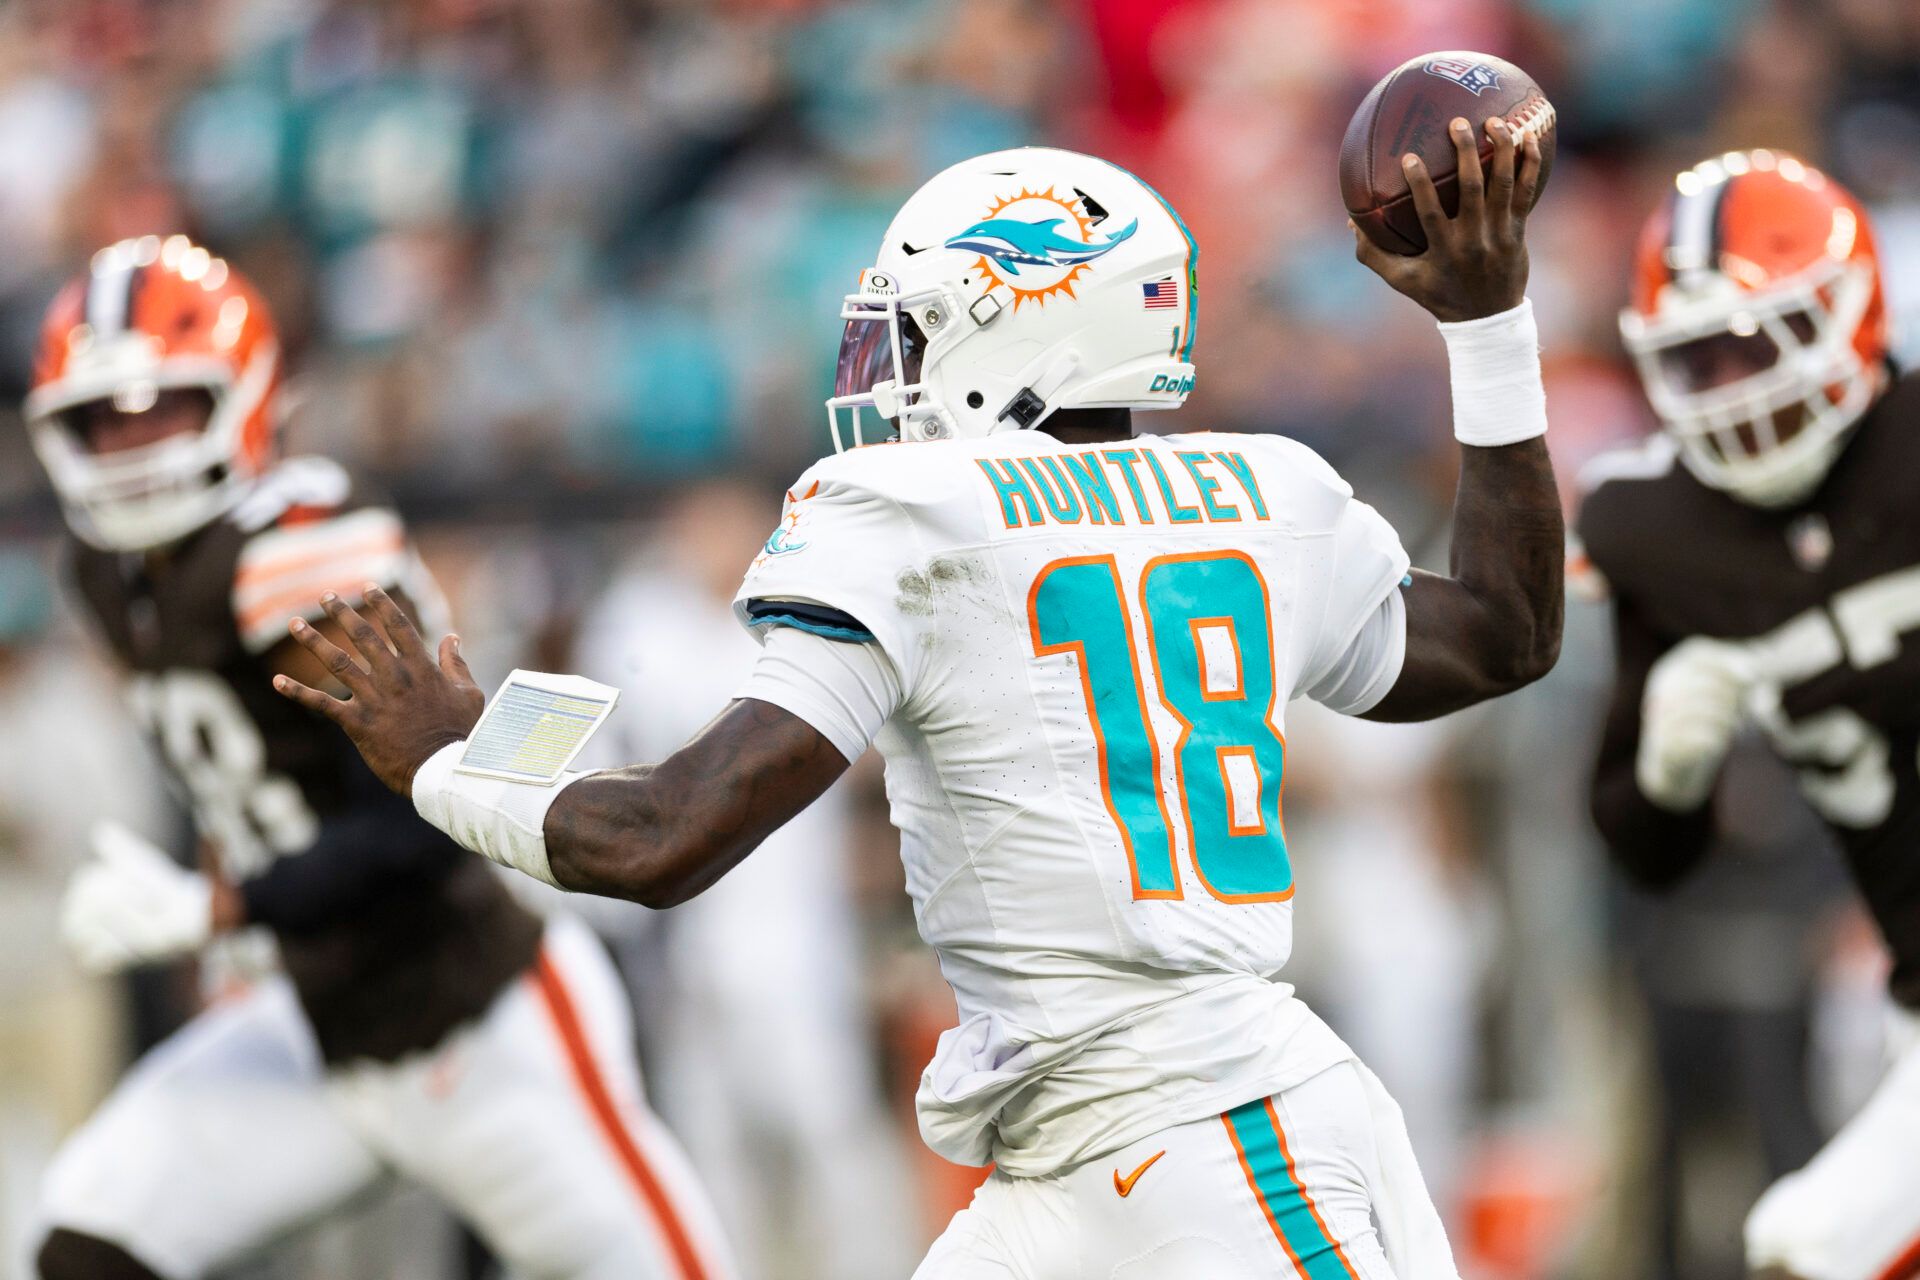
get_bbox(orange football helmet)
[25,235,282,550]
[1621,150,1889,507]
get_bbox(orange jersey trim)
[1138,550,1292,905]
[1217,745,1266,837]
[233,530,402,591]
[1188,614,1245,702]
[1027,553,1182,901]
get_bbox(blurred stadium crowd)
[1,1,1919,1278]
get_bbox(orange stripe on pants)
[1876,1231,1920,1280]
[531,949,712,1280]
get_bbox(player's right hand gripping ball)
[1341,51,1556,255]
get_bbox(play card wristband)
[1437,298,1548,447]
[411,670,621,889]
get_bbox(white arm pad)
[1437,298,1548,447]
[736,623,903,764]
[1302,584,1407,716]
[411,742,591,888]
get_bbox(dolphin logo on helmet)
[826,148,1198,452]
[943,217,1139,276]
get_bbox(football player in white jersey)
[277,121,1556,1279]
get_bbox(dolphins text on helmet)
[942,217,1139,276]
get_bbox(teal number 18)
[1028,550,1291,903]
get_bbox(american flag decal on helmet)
[1141,277,1178,310]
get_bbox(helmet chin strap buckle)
[871,379,902,418]
[997,388,1047,429]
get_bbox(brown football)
[1340,51,1556,255]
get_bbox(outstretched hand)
[1354,115,1542,322]
[272,587,486,795]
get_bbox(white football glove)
[1635,636,1756,812]
[61,822,213,974]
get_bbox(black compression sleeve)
[239,767,464,934]
[1590,598,1716,890]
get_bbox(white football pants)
[36,913,737,1280]
[913,1059,1461,1280]
[1746,1008,1920,1280]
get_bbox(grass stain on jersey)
[897,567,935,616]
[897,556,995,629]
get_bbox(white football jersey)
[734,429,1410,1174]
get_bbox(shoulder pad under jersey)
[230,458,412,654]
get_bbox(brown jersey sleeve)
[1589,593,1717,889]
[231,505,412,654]
[1574,456,1722,888]
[237,758,466,933]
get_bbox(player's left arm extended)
[1349,114,1562,722]
[272,589,849,906]
[535,699,848,904]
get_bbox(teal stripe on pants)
[1222,1099,1358,1280]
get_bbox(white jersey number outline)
[128,670,319,876]
[1740,566,1920,829]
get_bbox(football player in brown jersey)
[1578,152,1920,1280]
[25,237,736,1280]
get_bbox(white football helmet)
[828,147,1199,450]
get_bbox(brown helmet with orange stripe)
[26,235,282,550]
[1620,150,1889,507]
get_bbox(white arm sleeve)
[1300,585,1407,716]
[736,623,903,764]
[1292,493,1412,705]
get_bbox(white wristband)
[412,741,589,889]
[1437,298,1548,447]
